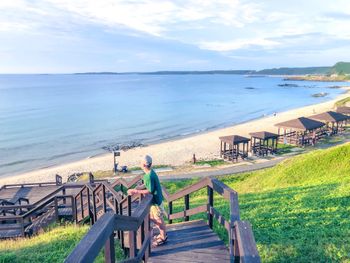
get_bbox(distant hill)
[75,62,350,76]
[255,66,331,75]
[256,62,350,75]
[330,62,350,75]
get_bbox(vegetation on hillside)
[0,224,124,263]
[0,225,89,263]
[162,143,350,262]
[331,62,350,75]
[335,96,350,107]
[1,143,349,262]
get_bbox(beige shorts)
[150,203,165,220]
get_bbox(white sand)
[1,88,349,186]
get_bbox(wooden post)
[127,195,132,216]
[80,192,84,220]
[184,194,190,221]
[86,188,92,224]
[92,190,97,223]
[62,187,66,205]
[143,215,150,262]
[168,201,173,224]
[119,202,125,249]
[54,197,59,223]
[105,233,115,263]
[207,186,213,229]
[21,217,25,237]
[72,197,76,222]
[102,185,107,213]
[129,231,137,258]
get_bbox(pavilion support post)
[220,141,223,157]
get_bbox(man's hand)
[127,189,138,195]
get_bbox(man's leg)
[153,217,166,239]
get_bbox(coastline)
[0,88,349,186]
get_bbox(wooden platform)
[0,185,59,203]
[149,220,230,263]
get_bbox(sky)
[1,0,350,73]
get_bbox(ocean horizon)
[0,74,347,177]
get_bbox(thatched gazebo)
[309,111,349,135]
[275,117,325,146]
[249,131,279,156]
[219,135,250,162]
[336,106,350,116]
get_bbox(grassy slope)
[335,96,350,107]
[0,224,124,263]
[1,144,349,262]
[162,143,350,262]
[0,225,89,263]
[332,62,350,75]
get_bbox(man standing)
[127,155,167,247]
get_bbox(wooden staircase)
[67,176,261,263]
[0,176,83,238]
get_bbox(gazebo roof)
[336,106,350,115]
[219,135,250,145]
[275,117,325,131]
[309,111,350,123]
[249,131,279,140]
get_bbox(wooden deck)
[0,185,60,203]
[150,220,230,263]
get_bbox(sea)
[0,74,348,177]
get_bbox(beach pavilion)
[336,106,350,116]
[275,117,325,146]
[309,111,350,135]
[219,135,250,162]
[249,131,279,156]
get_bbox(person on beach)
[127,155,167,247]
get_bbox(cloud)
[199,38,280,51]
[42,0,260,36]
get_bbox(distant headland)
[75,61,350,81]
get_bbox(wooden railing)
[0,174,63,190]
[162,177,260,263]
[69,175,260,263]
[66,194,153,263]
[0,183,83,237]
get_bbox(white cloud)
[42,0,260,36]
[199,38,280,51]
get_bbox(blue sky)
[1,0,350,73]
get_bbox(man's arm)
[127,188,150,195]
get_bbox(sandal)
[152,234,168,247]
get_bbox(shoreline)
[0,88,349,186]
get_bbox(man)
[127,155,167,247]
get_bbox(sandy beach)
[1,88,349,186]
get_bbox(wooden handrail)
[110,175,143,190]
[66,195,152,263]
[158,177,259,262]
[234,221,260,262]
[68,176,260,262]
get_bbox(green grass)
[335,96,350,107]
[194,159,226,166]
[0,224,89,263]
[276,143,297,155]
[162,143,350,262]
[0,224,124,263]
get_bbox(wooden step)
[149,220,230,263]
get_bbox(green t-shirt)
[143,169,163,206]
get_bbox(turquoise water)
[0,74,347,177]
